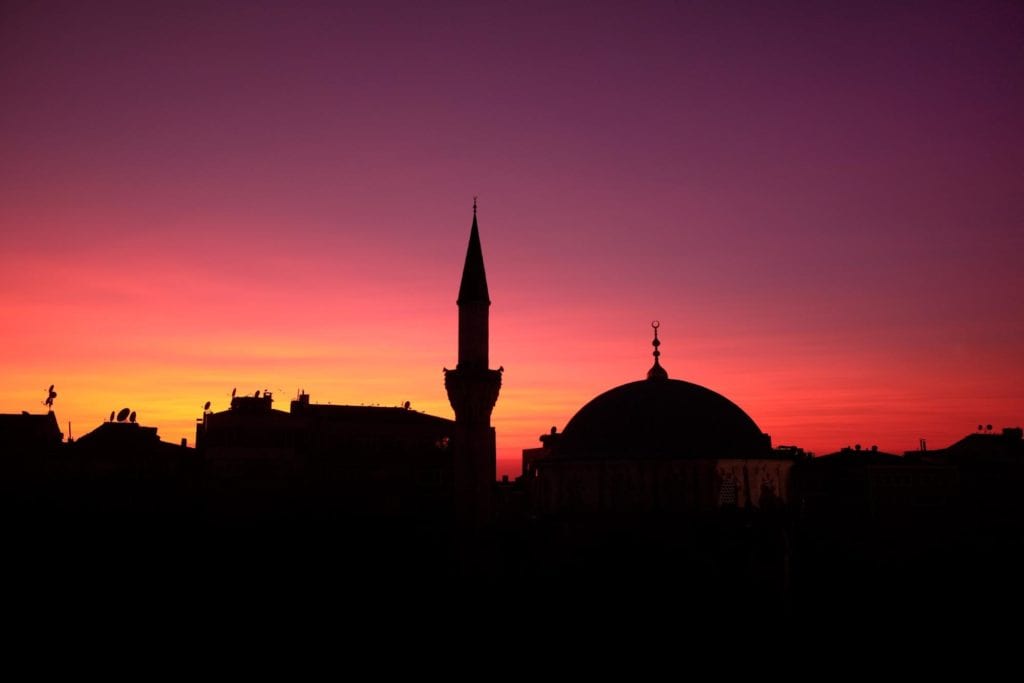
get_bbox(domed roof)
[552,324,770,460]
[554,376,771,460]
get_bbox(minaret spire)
[456,197,491,368]
[457,199,490,308]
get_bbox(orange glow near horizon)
[2,228,1021,481]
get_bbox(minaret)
[445,199,502,525]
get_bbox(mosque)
[522,322,796,518]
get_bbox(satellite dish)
[110,411,115,422]
[129,411,137,423]
[204,401,211,411]
[255,390,260,398]
[116,408,131,422]
[403,401,411,410]
[231,387,237,398]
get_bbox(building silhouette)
[0,410,62,455]
[524,323,797,517]
[196,390,454,523]
[912,426,1024,521]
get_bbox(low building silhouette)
[791,432,1023,617]
[796,444,959,526]
[910,427,1024,522]
[0,409,199,576]
[0,411,63,453]
[195,390,454,522]
[0,410,64,517]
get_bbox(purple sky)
[2,1,1022,469]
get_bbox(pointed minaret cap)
[457,197,491,305]
[646,320,669,380]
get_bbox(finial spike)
[646,320,668,380]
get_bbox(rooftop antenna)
[44,384,57,412]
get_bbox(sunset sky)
[2,1,1022,476]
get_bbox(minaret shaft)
[458,302,488,370]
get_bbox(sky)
[2,0,1022,476]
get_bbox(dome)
[554,375,771,460]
